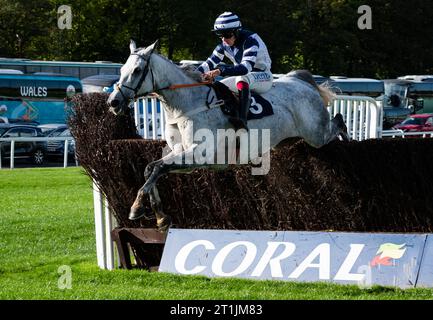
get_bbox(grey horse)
[107,40,348,231]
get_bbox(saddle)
[211,82,274,120]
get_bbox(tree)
[0,0,54,58]
[1,0,433,78]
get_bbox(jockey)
[197,12,273,130]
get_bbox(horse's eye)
[133,68,141,74]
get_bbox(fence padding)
[69,93,433,232]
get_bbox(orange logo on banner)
[370,243,406,267]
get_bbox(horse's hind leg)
[332,113,350,142]
[318,114,349,145]
[302,113,349,148]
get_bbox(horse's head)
[107,39,159,115]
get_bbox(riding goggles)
[215,31,235,39]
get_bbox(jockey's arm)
[208,36,260,78]
[197,45,225,74]
[219,36,260,77]
[218,64,249,77]
[198,36,260,80]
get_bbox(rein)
[116,51,223,125]
[116,51,212,99]
[158,80,212,91]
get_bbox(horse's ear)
[149,39,160,52]
[130,39,137,53]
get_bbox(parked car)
[44,127,76,160]
[0,124,46,165]
[37,123,68,136]
[393,113,433,132]
[81,74,119,93]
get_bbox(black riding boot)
[238,87,250,131]
[227,84,250,131]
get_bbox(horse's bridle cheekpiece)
[115,51,154,101]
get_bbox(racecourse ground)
[1,167,433,300]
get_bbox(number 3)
[249,97,262,114]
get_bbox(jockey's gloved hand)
[202,69,221,82]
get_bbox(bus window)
[60,67,80,78]
[0,58,122,79]
[79,67,97,79]
[327,77,384,98]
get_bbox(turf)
[1,167,433,300]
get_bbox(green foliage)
[1,0,433,77]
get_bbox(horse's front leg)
[144,159,157,180]
[129,159,165,220]
[150,186,172,232]
[129,185,172,232]
[142,159,166,194]
[129,184,152,220]
[141,143,198,194]
[129,144,210,223]
[128,148,189,220]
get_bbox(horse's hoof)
[128,207,145,220]
[157,215,172,233]
[339,132,350,142]
[129,205,152,220]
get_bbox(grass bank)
[0,167,432,300]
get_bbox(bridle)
[115,51,212,102]
[115,52,154,101]
[114,50,225,124]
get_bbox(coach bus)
[272,74,385,97]
[325,76,384,97]
[320,76,426,128]
[398,75,433,114]
[0,71,82,125]
[0,57,122,79]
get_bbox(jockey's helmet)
[212,12,242,37]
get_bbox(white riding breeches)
[220,71,273,94]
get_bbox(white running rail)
[327,95,382,140]
[133,95,383,142]
[382,129,433,138]
[0,136,76,169]
[133,94,166,140]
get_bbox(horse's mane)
[146,49,203,83]
[178,63,203,82]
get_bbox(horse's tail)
[317,82,336,107]
[287,70,336,107]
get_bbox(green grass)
[1,167,433,300]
